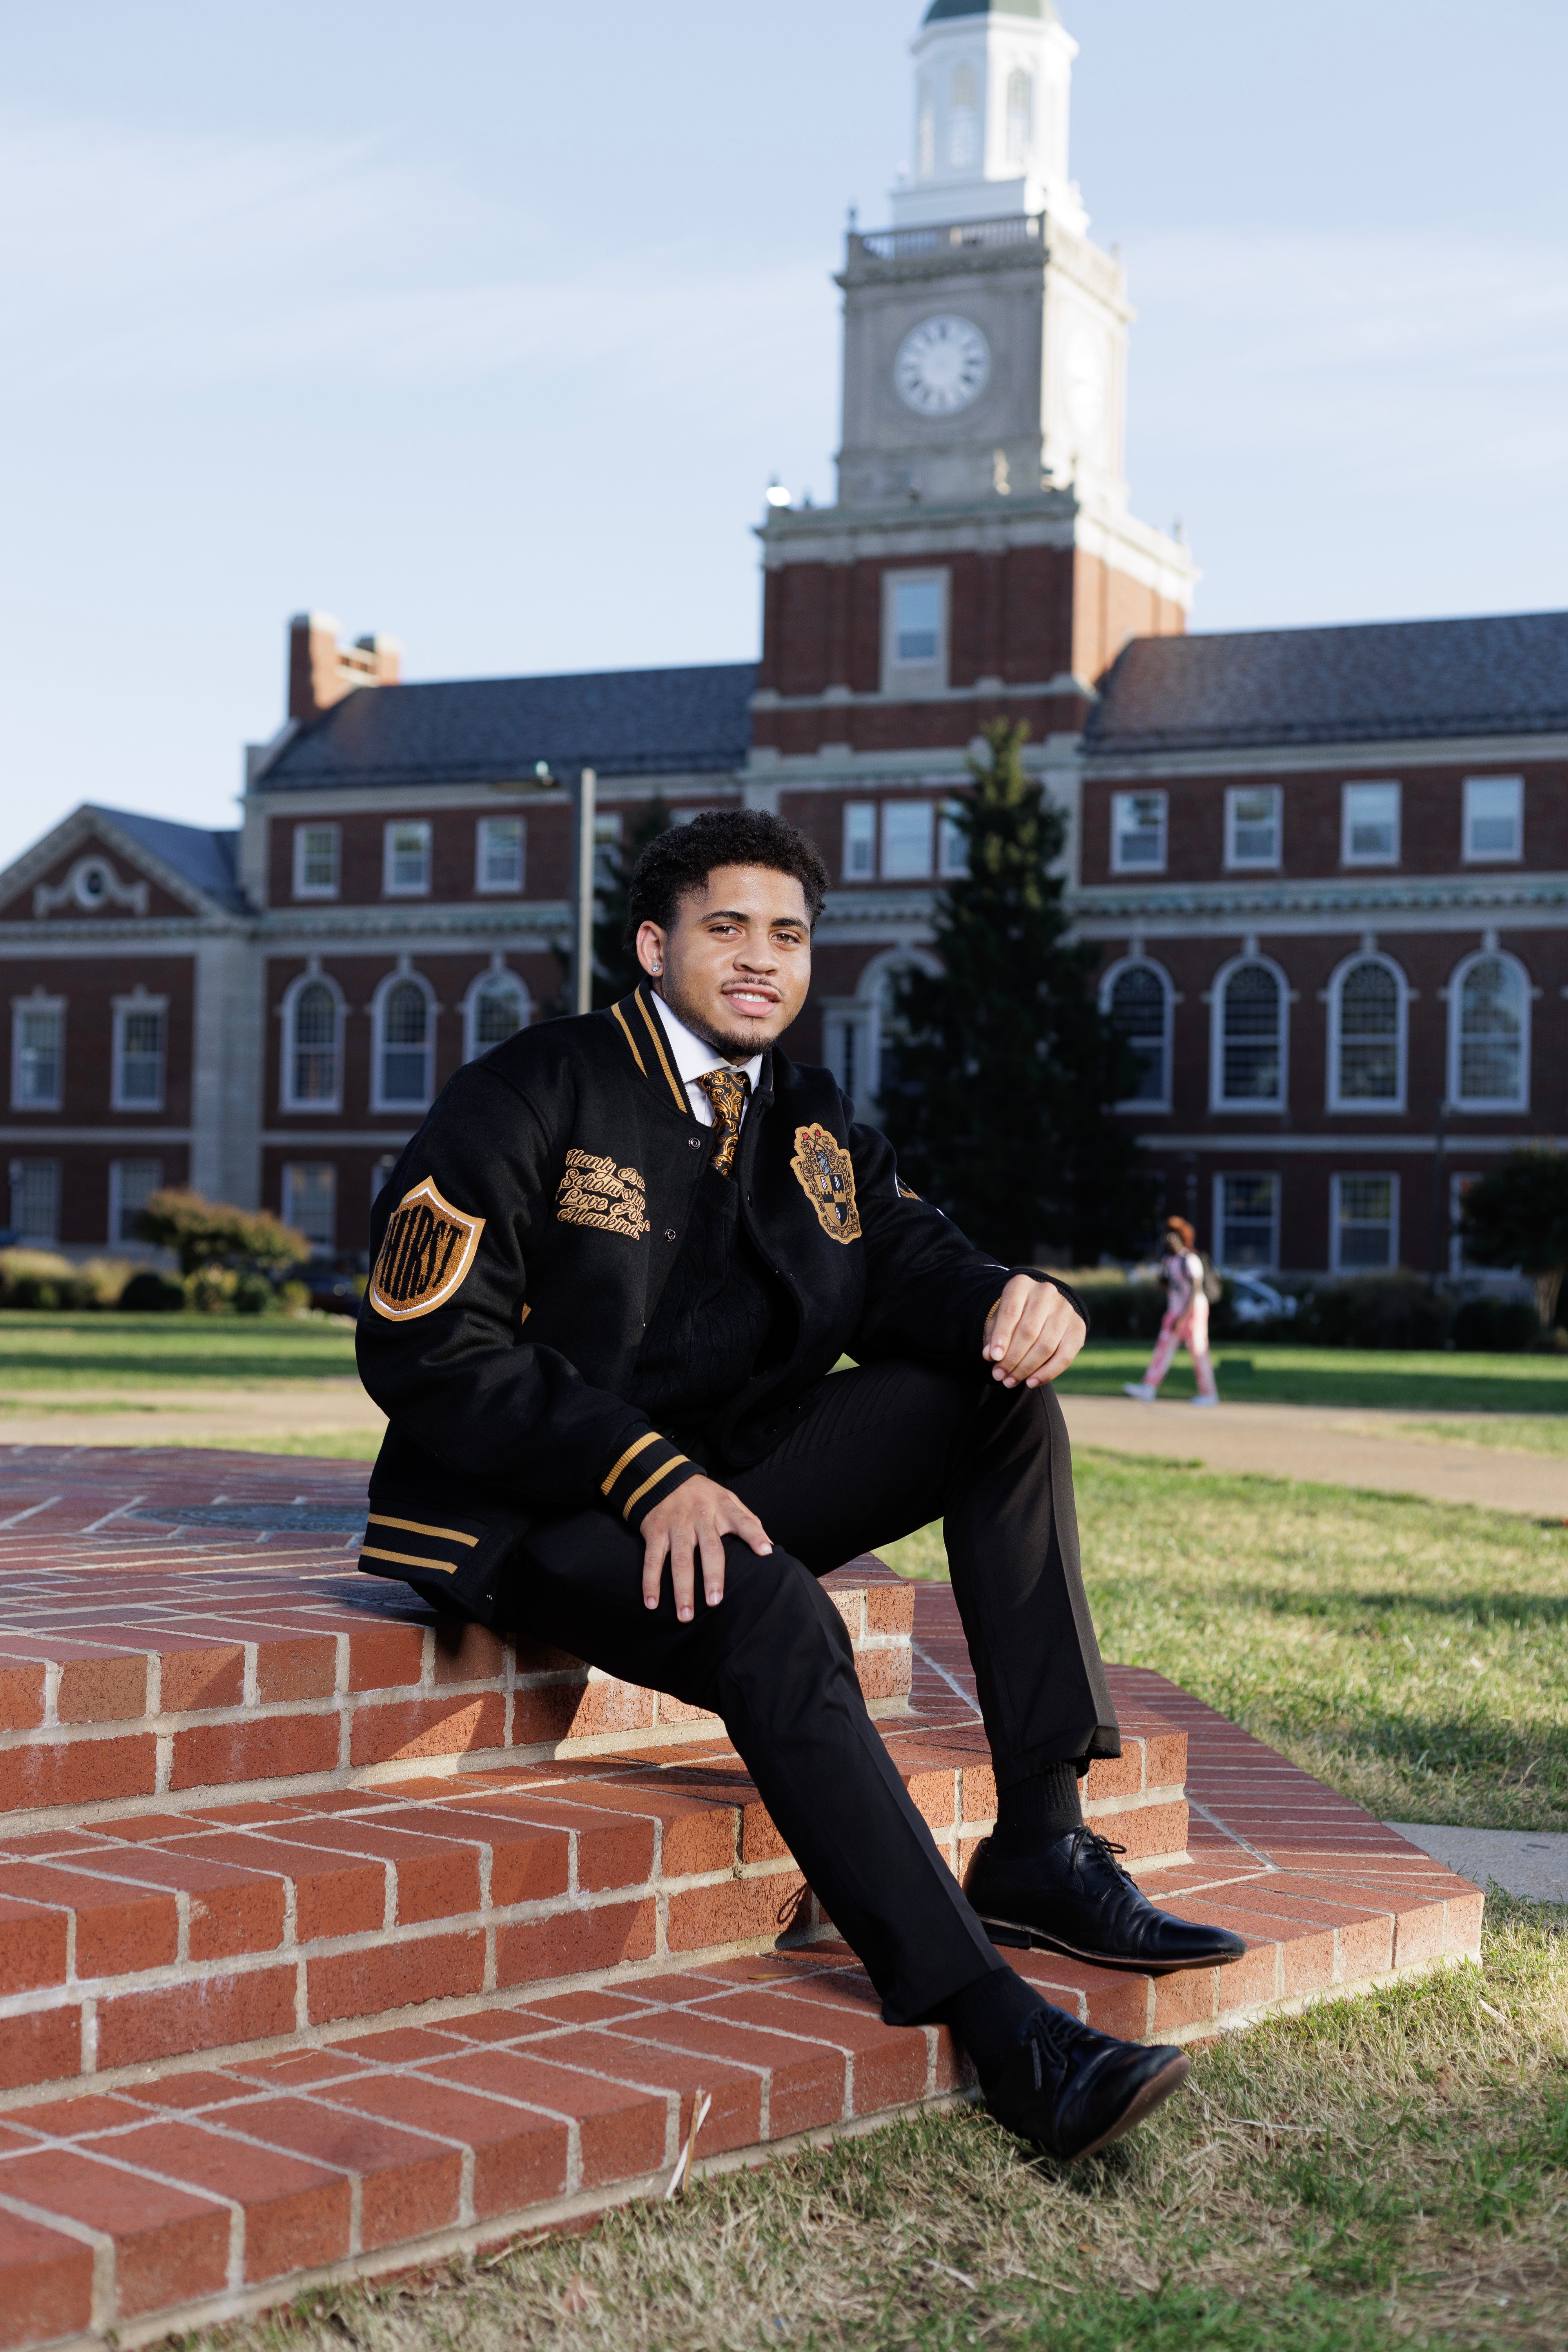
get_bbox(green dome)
[923,0,1058,21]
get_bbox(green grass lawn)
[0,1310,359,1387]
[220,1897,1568,2352]
[883,1452,1568,1837]
[1058,1340,1568,1416]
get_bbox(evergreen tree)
[1460,1146,1568,1328]
[877,720,1146,1266]
[592,795,675,1007]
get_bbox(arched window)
[1005,68,1033,165]
[373,973,434,1111]
[1214,958,1286,1107]
[949,64,979,170]
[1329,955,1405,1110]
[916,76,935,178]
[1103,960,1172,1108]
[280,971,344,1112]
[464,966,530,1062]
[1450,951,1529,1108]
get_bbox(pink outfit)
[1142,1250,1218,1398]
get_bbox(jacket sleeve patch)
[790,1123,862,1245]
[556,1149,651,1239]
[368,1179,486,1320]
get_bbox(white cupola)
[891,0,1087,233]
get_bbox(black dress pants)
[502,1359,1120,2025]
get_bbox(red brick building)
[4,0,1563,1275]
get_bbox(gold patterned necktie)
[695,1067,750,1178]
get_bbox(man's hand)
[982,1276,1086,1390]
[641,1474,772,1622]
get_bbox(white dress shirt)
[652,995,764,1129]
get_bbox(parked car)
[1225,1272,1297,1325]
[301,1259,364,1316]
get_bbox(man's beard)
[655,971,786,1062]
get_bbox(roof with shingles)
[1084,610,1568,757]
[258,662,758,792]
[92,807,246,911]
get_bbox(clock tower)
[749,0,1194,786]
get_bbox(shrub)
[120,1269,185,1312]
[134,1189,308,1276]
[1043,1269,1165,1341]
[74,1258,135,1309]
[185,1265,240,1314]
[1451,1294,1541,1354]
[0,1248,79,1309]
[1298,1270,1451,1350]
[278,1279,313,1316]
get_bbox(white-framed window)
[881,800,935,880]
[111,993,166,1111]
[1102,958,1173,1111]
[11,994,64,1111]
[1327,953,1407,1111]
[843,802,878,881]
[1212,955,1288,1109]
[1463,776,1523,863]
[948,62,979,169]
[1214,1172,1279,1272]
[592,812,623,891]
[109,1159,163,1246]
[281,1163,336,1251]
[1004,67,1033,165]
[1341,781,1401,865]
[917,76,935,179]
[821,949,936,1117]
[292,824,340,899]
[937,800,968,878]
[372,969,436,1112]
[280,970,345,1112]
[475,816,525,894]
[1224,786,1281,869]
[463,964,530,1062]
[383,819,432,897]
[1448,949,1530,1109]
[1111,791,1167,874]
[1332,1173,1399,1273]
[8,1159,59,1243]
[882,571,948,694]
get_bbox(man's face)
[636,863,812,1060]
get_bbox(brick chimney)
[287,612,402,724]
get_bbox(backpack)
[1200,1252,1223,1305]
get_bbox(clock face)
[893,315,991,416]
[1065,328,1107,434]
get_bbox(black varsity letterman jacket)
[354,981,1082,1622]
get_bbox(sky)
[3,0,1566,871]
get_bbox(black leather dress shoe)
[982,2000,1189,2162]
[966,1829,1247,1975]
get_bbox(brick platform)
[0,1448,1482,2350]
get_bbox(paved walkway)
[1387,1824,1568,1905]
[3,1383,1564,1517]
[1061,1395,1568,1518]
[0,1378,385,1450]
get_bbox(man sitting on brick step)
[356,809,1243,2164]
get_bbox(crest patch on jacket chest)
[368,1179,485,1321]
[790,1123,861,1244]
[556,1149,651,1239]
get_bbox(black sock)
[940,1966,1047,2082]
[991,1760,1083,1857]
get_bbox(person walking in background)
[1124,1218,1219,1406]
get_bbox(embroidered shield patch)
[368,1179,485,1321]
[790,1123,861,1245]
[555,1149,651,1240]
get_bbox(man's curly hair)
[625,810,829,943]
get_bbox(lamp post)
[532,762,597,1016]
